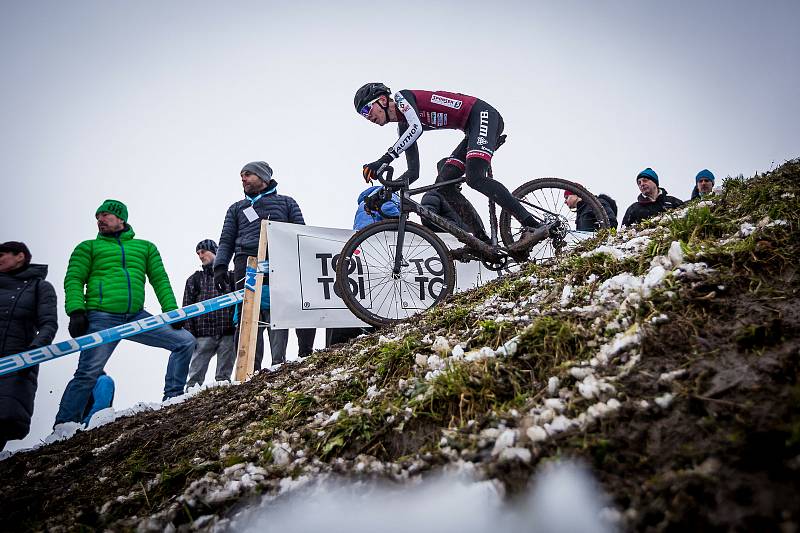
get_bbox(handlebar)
[373,166,408,190]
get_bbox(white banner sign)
[267,221,498,328]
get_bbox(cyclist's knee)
[436,160,465,182]
[465,157,491,189]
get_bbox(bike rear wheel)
[500,178,610,262]
[335,219,456,327]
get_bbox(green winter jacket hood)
[64,225,178,315]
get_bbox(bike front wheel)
[500,178,610,263]
[335,219,456,327]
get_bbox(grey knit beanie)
[241,161,274,183]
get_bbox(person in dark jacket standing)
[55,200,196,427]
[0,241,58,450]
[213,162,316,369]
[183,240,236,387]
[564,189,619,231]
[690,169,716,200]
[621,168,684,227]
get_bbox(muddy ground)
[1,163,799,532]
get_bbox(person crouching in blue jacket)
[353,186,400,230]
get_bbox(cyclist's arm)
[399,138,420,184]
[387,91,422,159]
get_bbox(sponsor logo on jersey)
[479,111,489,137]
[395,93,411,113]
[430,94,463,110]
[393,123,420,154]
[476,137,488,146]
[424,111,448,128]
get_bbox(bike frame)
[375,167,566,275]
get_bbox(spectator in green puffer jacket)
[54,199,196,427]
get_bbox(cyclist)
[354,82,548,254]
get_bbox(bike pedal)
[449,247,474,262]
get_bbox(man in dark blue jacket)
[0,241,58,450]
[213,161,316,369]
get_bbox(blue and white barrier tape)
[0,289,246,377]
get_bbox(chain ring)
[482,255,510,271]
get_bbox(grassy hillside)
[2,160,799,532]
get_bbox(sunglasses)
[698,178,713,184]
[359,97,380,117]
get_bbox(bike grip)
[376,165,394,184]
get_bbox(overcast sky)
[1,0,798,451]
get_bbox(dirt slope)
[1,161,798,532]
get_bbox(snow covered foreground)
[229,461,615,533]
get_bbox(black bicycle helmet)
[354,82,391,113]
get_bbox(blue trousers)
[82,374,115,425]
[55,310,196,425]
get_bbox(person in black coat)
[0,242,58,450]
[621,168,684,227]
[564,189,619,231]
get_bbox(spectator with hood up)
[0,241,58,450]
[621,168,684,227]
[564,189,618,231]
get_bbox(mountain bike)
[335,167,609,327]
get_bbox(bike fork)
[393,213,408,276]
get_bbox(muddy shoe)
[508,225,550,254]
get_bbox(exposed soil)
[1,161,799,532]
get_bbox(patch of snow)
[654,393,674,409]
[570,366,593,380]
[527,426,548,443]
[650,314,669,325]
[658,369,687,383]
[431,336,451,355]
[499,447,531,463]
[465,347,496,362]
[494,336,519,357]
[45,422,83,444]
[667,241,684,268]
[560,285,573,307]
[738,222,756,237]
[544,398,565,412]
[545,415,574,435]
[491,429,518,456]
[547,377,560,397]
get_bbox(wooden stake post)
[234,220,269,381]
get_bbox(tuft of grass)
[472,319,519,349]
[425,303,474,331]
[516,316,588,380]
[373,335,421,382]
[317,411,380,458]
[416,359,534,427]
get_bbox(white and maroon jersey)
[387,90,479,159]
